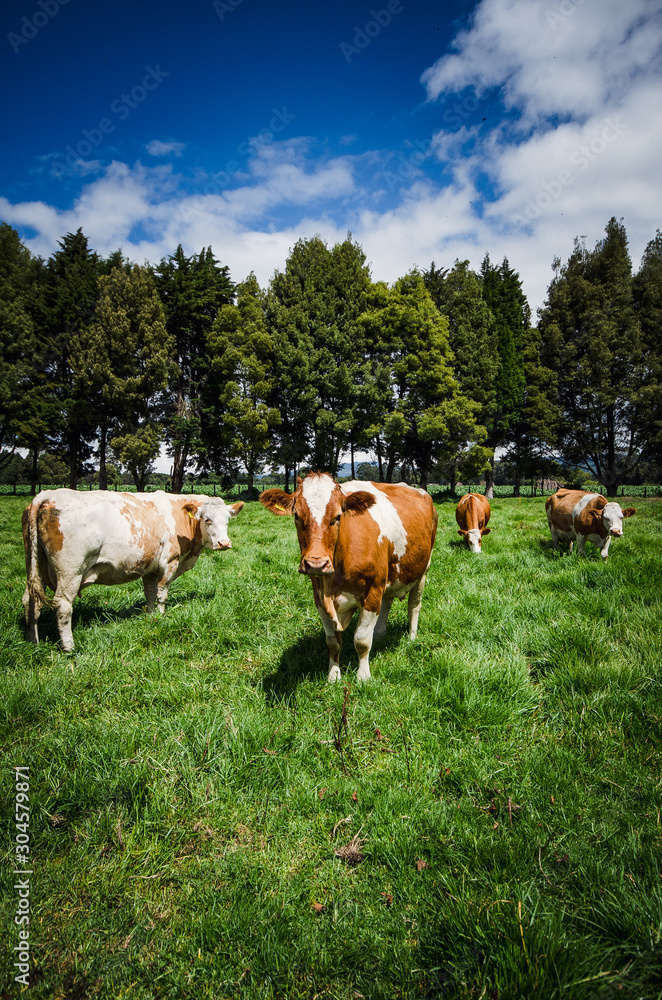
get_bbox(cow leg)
[315,606,342,683]
[407,573,427,639]
[354,608,380,683]
[52,585,79,652]
[142,574,158,613]
[22,586,41,644]
[374,595,394,637]
[599,537,611,560]
[576,535,586,557]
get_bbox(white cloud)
[146,140,186,157]
[3,0,660,314]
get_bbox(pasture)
[1,494,661,1000]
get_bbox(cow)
[545,488,635,560]
[259,473,438,683]
[22,489,244,651]
[455,493,491,553]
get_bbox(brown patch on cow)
[170,499,203,561]
[455,494,491,543]
[37,501,65,553]
[120,499,163,567]
[576,509,607,538]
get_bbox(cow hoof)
[328,665,342,683]
[356,669,371,683]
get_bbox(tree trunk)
[98,423,108,490]
[30,449,39,496]
[247,459,255,500]
[350,438,355,480]
[376,440,384,482]
[171,439,187,493]
[284,465,290,493]
[485,456,495,500]
[69,438,78,490]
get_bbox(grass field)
[1,493,661,1000]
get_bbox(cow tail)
[24,498,47,605]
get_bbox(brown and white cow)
[455,493,491,553]
[22,489,244,651]
[545,488,635,560]
[259,473,438,682]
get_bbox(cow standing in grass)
[545,488,635,560]
[259,473,438,682]
[22,489,243,651]
[455,493,491,553]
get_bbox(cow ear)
[481,527,491,535]
[183,502,200,520]
[343,491,376,514]
[622,507,636,518]
[457,529,467,537]
[259,489,295,516]
[230,501,244,516]
[296,476,304,486]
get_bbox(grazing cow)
[545,488,635,560]
[22,489,244,651]
[455,493,491,553]
[259,473,438,682]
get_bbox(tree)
[154,245,234,491]
[480,255,529,497]
[110,423,162,491]
[0,224,41,473]
[360,273,469,487]
[71,265,172,489]
[538,218,659,492]
[39,229,101,487]
[204,274,281,497]
[632,230,662,472]
[267,235,371,482]
[424,259,499,489]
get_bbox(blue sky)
[2,0,661,313]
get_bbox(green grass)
[1,494,661,999]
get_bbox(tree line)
[1,216,660,497]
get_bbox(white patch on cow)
[302,475,336,525]
[466,528,483,553]
[570,493,600,520]
[342,481,408,558]
[602,502,624,536]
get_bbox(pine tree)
[72,265,172,489]
[538,218,655,492]
[204,274,280,498]
[480,255,529,497]
[155,245,234,491]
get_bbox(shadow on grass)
[261,616,408,704]
[16,586,216,649]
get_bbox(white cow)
[22,489,243,650]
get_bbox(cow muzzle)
[610,529,622,537]
[216,539,232,550]
[300,555,333,576]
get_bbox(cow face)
[260,473,375,576]
[194,499,244,550]
[602,502,635,538]
[458,526,491,553]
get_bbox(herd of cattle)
[20,477,637,676]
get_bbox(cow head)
[602,502,636,538]
[260,473,375,576]
[457,526,491,553]
[186,498,244,550]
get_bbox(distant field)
[1,494,661,999]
